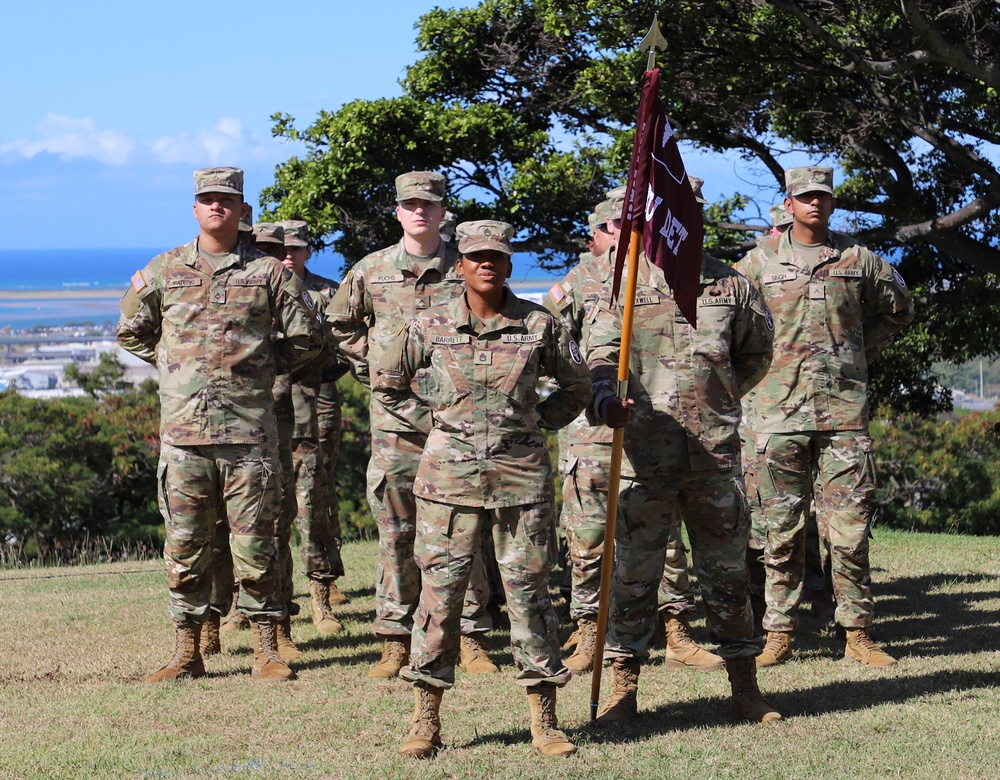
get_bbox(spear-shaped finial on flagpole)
[589,13,669,724]
[639,13,668,70]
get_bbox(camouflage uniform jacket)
[325,239,464,433]
[291,268,350,386]
[372,292,592,508]
[117,238,323,446]
[588,253,773,478]
[544,248,615,449]
[735,230,914,433]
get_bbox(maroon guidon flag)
[611,68,703,328]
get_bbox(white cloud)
[149,118,285,166]
[0,114,135,165]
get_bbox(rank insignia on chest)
[211,288,227,304]
[475,350,493,365]
[809,282,826,300]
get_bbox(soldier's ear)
[506,259,513,279]
[240,202,250,219]
[455,258,466,278]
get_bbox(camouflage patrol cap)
[238,205,253,233]
[194,167,243,196]
[688,176,708,204]
[252,222,284,245]
[606,185,627,221]
[785,166,834,197]
[588,211,598,233]
[395,171,446,202]
[769,204,793,229]
[281,220,309,247]
[457,220,515,256]
[593,199,613,228]
[440,210,458,241]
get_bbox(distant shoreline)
[0,289,122,300]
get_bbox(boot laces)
[385,640,409,664]
[462,635,488,661]
[257,621,283,663]
[170,623,197,667]
[852,629,879,654]
[412,690,440,738]
[312,583,337,621]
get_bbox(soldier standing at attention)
[373,221,592,759]
[589,229,780,725]
[280,219,352,629]
[118,167,323,682]
[326,172,496,678]
[735,166,913,667]
[543,193,617,674]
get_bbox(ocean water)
[0,248,562,329]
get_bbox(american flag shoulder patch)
[131,270,146,292]
[549,283,565,303]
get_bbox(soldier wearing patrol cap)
[373,219,591,759]
[118,166,323,683]
[590,174,780,726]
[278,220,353,633]
[326,172,497,679]
[735,165,914,668]
[542,191,619,674]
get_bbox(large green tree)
[262,0,1000,413]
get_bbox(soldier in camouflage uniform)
[651,178,732,672]
[118,167,323,683]
[326,172,496,678]
[543,192,617,674]
[279,220,351,634]
[735,166,913,667]
[588,234,781,725]
[372,220,591,759]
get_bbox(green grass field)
[1,529,998,780]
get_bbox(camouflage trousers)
[367,429,491,638]
[560,444,610,620]
[157,442,283,622]
[656,519,696,618]
[745,430,829,591]
[402,497,570,690]
[311,379,345,581]
[755,431,877,632]
[605,470,760,662]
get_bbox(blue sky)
[0,1,790,253]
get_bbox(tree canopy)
[261,0,1000,413]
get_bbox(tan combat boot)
[399,684,443,759]
[369,637,410,679]
[845,628,897,667]
[662,616,725,671]
[561,626,581,652]
[756,631,792,667]
[144,620,206,683]
[565,617,597,674]
[459,634,499,674]
[200,613,222,657]
[727,656,782,723]
[527,685,576,756]
[309,581,343,635]
[275,615,304,661]
[219,604,250,635]
[595,657,640,726]
[250,619,297,681]
[327,580,351,606]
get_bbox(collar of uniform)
[191,238,248,273]
[778,228,842,270]
[392,238,454,276]
[452,288,528,334]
